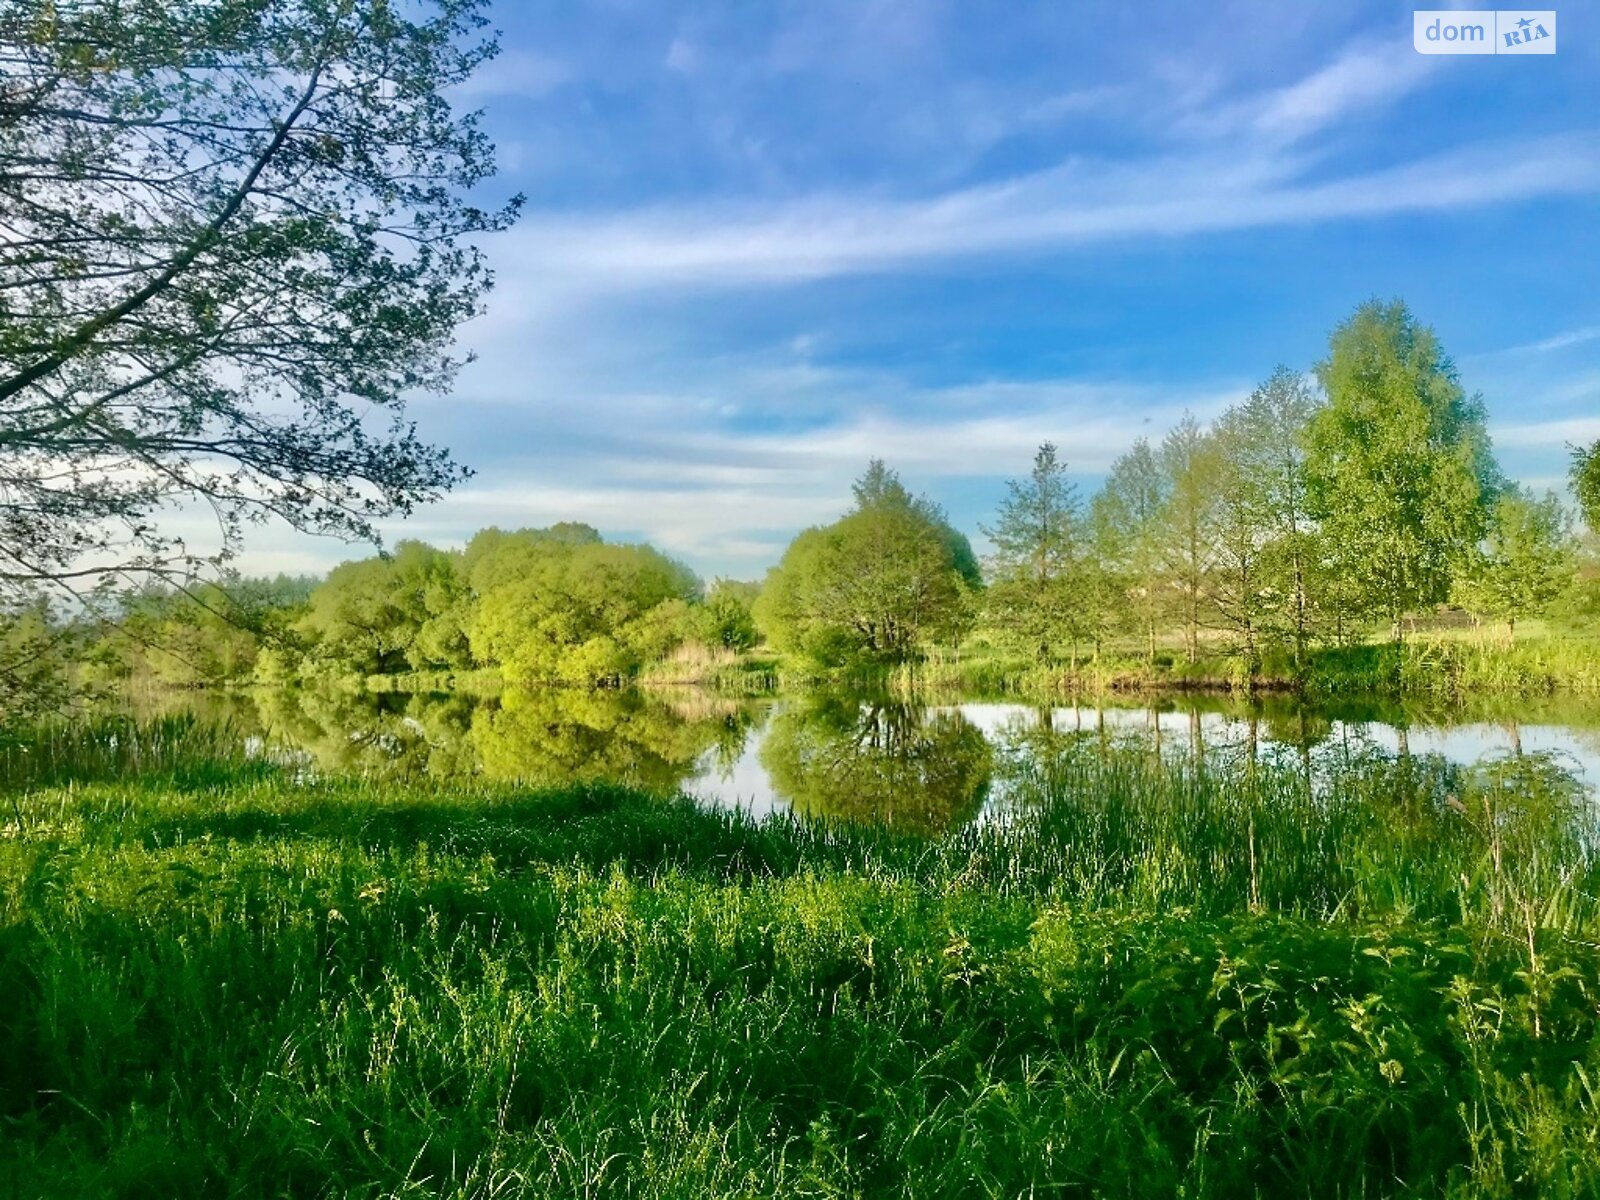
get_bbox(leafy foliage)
[981,443,1099,664]
[1574,440,1600,531]
[698,578,761,651]
[1091,437,1171,661]
[755,461,974,667]
[469,541,699,685]
[1208,368,1323,669]
[1307,300,1497,639]
[1154,413,1221,663]
[0,0,519,603]
[1454,489,1573,638]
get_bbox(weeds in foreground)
[2,725,1598,1197]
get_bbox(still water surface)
[162,688,1600,835]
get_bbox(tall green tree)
[1155,414,1221,664]
[469,542,699,686]
[297,547,444,678]
[1210,368,1323,672]
[754,461,973,667]
[0,0,517,604]
[1090,438,1169,663]
[1574,441,1600,531]
[1453,489,1573,641]
[699,579,761,652]
[981,444,1090,665]
[1307,300,1498,642]
[1207,416,1270,674]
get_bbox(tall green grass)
[0,713,266,791]
[1300,638,1600,700]
[875,631,1600,700]
[3,725,1599,1196]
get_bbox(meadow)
[3,718,1600,1198]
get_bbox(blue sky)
[253,0,1600,579]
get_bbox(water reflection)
[472,688,751,790]
[135,686,1600,835]
[758,695,991,835]
[156,686,753,793]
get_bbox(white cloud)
[664,37,700,74]
[355,373,1245,575]
[1200,42,1437,144]
[1496,326,1600,355]
[1492,415,1600,449]
[489,131,1599,294]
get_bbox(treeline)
[55,538,733,696]
[758,299,1596,676]
[69,299,1600,693]
[279,524,757,685]
[84,524,761,691]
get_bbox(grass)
[875,625,1600,701]
[3,719,1600,1196]
[1306,635,1600,699]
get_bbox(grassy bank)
[3,723,1599,1196]
[877,627,1600,701]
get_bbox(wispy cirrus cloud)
[1493,414,1600,450]
[489,130,1600,294]
[1496,327,1600,355]
[1192,41,1438,144]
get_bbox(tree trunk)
[1292,549,1309,676]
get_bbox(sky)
[248,0,1600,580]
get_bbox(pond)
[146,686,1600,835]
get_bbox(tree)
[1307,300,1498,642]
[754,461,972,667]
[462,524,603,596]
[297,551,430,677]
[0,597,76,719]
[1550,530,1600,626]
[468,542,700,686]
[1090,438,1169,662]
[1155,414,1221,664]
[1574,441,1600,531]
[1209,368,1322,672]
[1453,489,1573,641]
[699,579,760,652]
[0,0,518,609]
[982,444,1090,665]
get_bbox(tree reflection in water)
[761,694,992,835]
[472,688,751,790]
[245,686,752,791]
